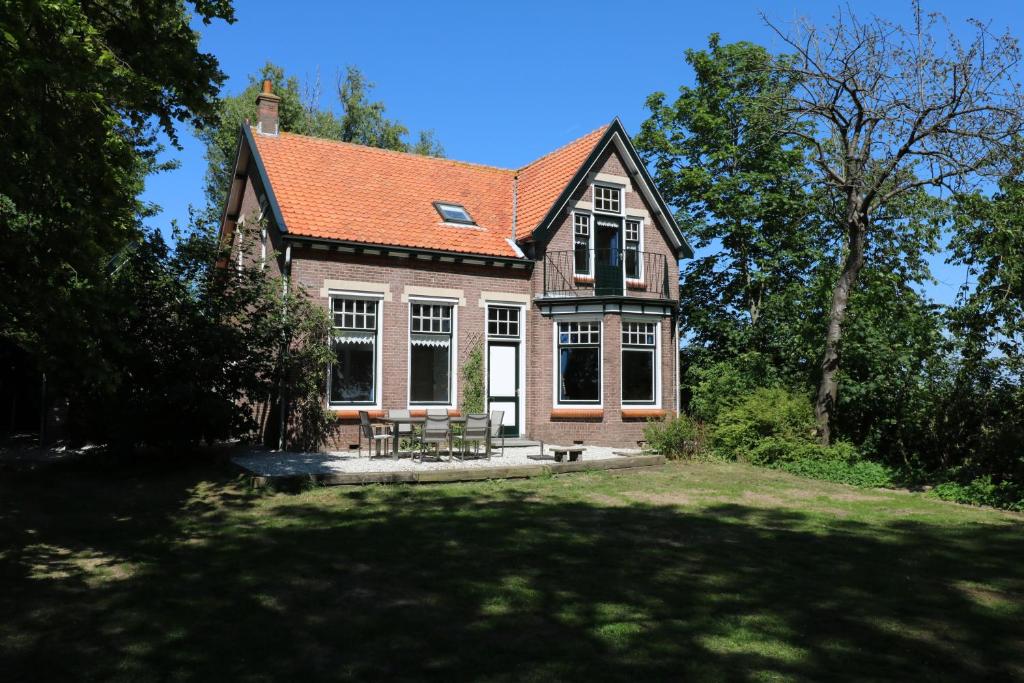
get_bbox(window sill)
[334,409,384,420]
[409,409,462,417]
[621,408,666,419]
[625,279,647,290]
[550,408,604,419]
[573,274,595,284]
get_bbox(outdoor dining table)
[378,415,478,457]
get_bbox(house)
[219,82,693,449]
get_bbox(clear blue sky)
[142,0,1024,305]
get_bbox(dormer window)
[593,185,621,214]
[434,202,475,225]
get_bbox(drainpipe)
[511,173,518,242]
[277,243,292,450]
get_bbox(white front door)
[487,342,519,437]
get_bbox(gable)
[521,120,693,259]
[541,145,683,267]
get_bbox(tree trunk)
[815,210,868,445]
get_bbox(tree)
[71,214,333,451]
[763,2,1024,443]
[201,63,443,209]
[0,0,235,420]
[635,36,822,366]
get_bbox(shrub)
[931,476,1024,512]
[710,387,815,459]
[643,414,704,459]
[688,355,771,423]
[776,452,894,488]
[460,339,485,415]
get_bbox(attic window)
[434,202,475,225]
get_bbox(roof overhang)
[526,118,694,259]
[281,234,533,269]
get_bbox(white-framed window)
[593,184,622,214]
[409,301,454,404]
[329,297,379,406]
[625,218,642,279]
[621,320,658,405]
[573,213,592,275]
[487,305,520,338]
[556,320,601,404]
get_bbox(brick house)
[219,83,692,449]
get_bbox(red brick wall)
[289,247,532,449]
[524,145,680,448]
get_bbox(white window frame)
[572,211,594,277]
[593,183,623,215]
[624,216,644,281]
[327,292,384,410]
[407,296,459,409]
[620,317,661,408]
[552,317,603,408]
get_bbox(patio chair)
[358,410,392,458]
[488,410,505,458]
[426,408,449,418]
[387,408,417,455]
[459,413,490,460]
[418,415,451,461]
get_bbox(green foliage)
[687,353,780,423]
[460,339,484,415]
[200,63,444,207]
[775,454,894,489]
[710,388,815,460]
[69,215,332,451]
[931,476,1024,513]
[635,35,823,363]
[642,414,704,459]
[0,0,234,388]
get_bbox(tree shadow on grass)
[0,463,1022,682]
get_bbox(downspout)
[277,243,292,450]
[511,173,518,241]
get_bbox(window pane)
[622,349,654,402]
[625,246,640,279]
[330,342,375,403]
[410,345,450,403]
[559,347,600,402]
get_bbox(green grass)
[1,457,1022,681]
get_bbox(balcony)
[541,249,673,300]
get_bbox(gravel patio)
[232,444,658,486]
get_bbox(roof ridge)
[264,128,516,174]
[517,123,611,173]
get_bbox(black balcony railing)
[542,249,671,299]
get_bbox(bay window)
[557,321,601,404]
[410,302,453,404]
[329,298,378,405]
[621,321,657,404]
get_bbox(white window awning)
[410,334,450,348]
[333,331,375,345]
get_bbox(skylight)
[434,202,475,225]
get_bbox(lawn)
[1,457,1021,682]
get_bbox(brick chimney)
[255,80,280,136]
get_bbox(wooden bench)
[552,448,585,463]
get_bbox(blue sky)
[142,0,1024,305]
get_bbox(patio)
[232,444,663,487]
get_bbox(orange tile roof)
[515,125,609,238]
[248,124,610,258]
